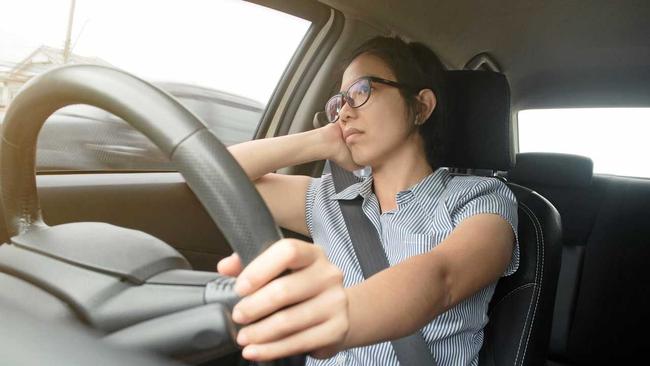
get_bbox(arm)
[342,213,515,348]
[221,213,515,361]
[226,122,361,236]
[227,128,329,183]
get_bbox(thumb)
[216,252,243,277]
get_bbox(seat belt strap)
[330,161,437,366]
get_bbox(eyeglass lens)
[325,78,371,122]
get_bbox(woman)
[218,36,519,366]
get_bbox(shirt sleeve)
[451,178,520,277]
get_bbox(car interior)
[0,1,648,365]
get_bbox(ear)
[415,89,436,124]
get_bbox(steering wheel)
[0,64,287,364]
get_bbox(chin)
[350,151,375,168]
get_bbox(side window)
[518,108,650,178]
[0,0,311,171]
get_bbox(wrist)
[319,123,347,161]
[312,123,339,161]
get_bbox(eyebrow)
[339,75,381,93]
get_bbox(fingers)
[228,239,349,361]
[240,310,349,362]
[216,253,243,277]
[234,239,321,297]
[227,238,350,361]
[236,286,347,346]
[232,258,342,324]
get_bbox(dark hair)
[342,36,447,169]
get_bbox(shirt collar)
[329,167,450,203]
[409,167,450,203]
[330,174,374,201]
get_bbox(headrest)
[438,70,514,170]
[509,152,594,187]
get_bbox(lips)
[343,128,362,141]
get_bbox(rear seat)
[508,152,649,365]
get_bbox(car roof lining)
[319,0,650,110]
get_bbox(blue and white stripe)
[304,167,519,366]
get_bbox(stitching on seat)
[513,203,540,365]
[489,282,536,311]
[520,203,546,365]
[514,202,545,366]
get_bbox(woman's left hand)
[220,239,350,361]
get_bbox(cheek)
[371,103,411,138]
[352,94,412,161]
[364,95,410,128]
[353,113,411,163]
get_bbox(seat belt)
[329,161,438,366]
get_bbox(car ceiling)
[320,0,650,110]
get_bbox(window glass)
[0,0,311,171]
[518,108,650,178]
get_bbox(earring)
[414,114,424,126]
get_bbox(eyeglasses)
[324,76,417,123]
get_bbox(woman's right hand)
[216,240,350,362]
[319,122,364,172]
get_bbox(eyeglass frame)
[324,76,420,123]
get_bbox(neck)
[371,135,433,213]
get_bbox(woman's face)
[338,53,418,167]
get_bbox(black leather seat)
[508,152,596,365]
[509,153,650,365]
[442,71,563,366]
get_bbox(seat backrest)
[507,152,650,365]
[442,71,563,366]
[508,153,599,256]
[564,174,650,364]
[508,152,599,362]
[479,183,562,366]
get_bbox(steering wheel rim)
[0,63,282,268]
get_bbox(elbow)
[252,172,272,185]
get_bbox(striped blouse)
[304,167,519,366]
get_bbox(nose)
[338,98,355,124]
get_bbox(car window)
[0,0,311,171]
[518,108,650,178]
